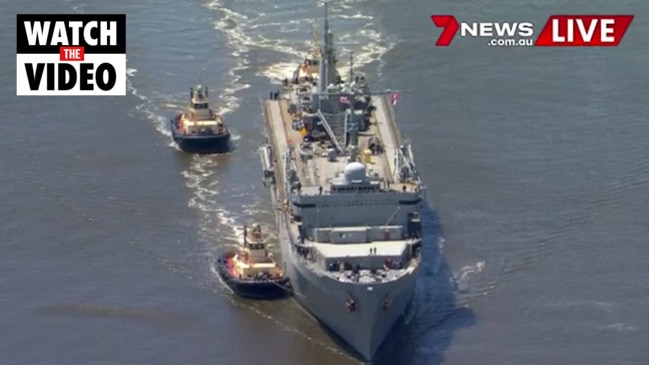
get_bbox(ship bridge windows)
[248,243,265,250]
[295,201,398,209]
[193,102,208,109]
[331,185,378,193]
[305,58,319,66]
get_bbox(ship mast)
[317,2,328,95]
[347,51,359,151]
[312,2,404,159]
[317,1,336,96]
[195,67,208,98]
[348,51,353,87]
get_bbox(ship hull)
[170,115,231,154]
[216,255,291,300]
[271,188,418,360]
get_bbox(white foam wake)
[206,0,395,85]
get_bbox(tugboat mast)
[349,51,353,87]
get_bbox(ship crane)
[313,51,407,152]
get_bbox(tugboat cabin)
[228,224,282,279]
[179,85,225,135]
[293,40,322,84]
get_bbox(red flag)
[391,93,400,106]
[339,96,350,104]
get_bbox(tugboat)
[170,84,231,154]
[291,22,322,84]
[217,223,291,299]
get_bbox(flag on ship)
[391,93,400,106]
[339,95,350,104]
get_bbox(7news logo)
[16,14,126,96]
[431,15,634,47]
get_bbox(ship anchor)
[382,296,392,310]
[346,293,356,312]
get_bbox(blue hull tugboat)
[170,84,231,154]
[217,223,291,300]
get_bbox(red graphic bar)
[59,46,85,61]
[535,15,633,46]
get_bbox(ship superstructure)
[170,83,231,154]
[260,3,426,360]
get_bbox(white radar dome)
[344,162,366,183]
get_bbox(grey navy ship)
[260,3,425,360]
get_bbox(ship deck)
[263,90,417,195]
[262,82,422,282]
[306,240,409,256]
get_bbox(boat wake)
[127,79,249,247]
[206,0,395,85]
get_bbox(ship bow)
[334,277,415,361]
